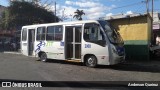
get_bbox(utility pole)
[146,0,149,14]
[55,2,56,22]
[152,0,154,21]
[70,14,73,21]
[62,8,65,21]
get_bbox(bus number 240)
[85,44,91,48]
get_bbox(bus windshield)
[98,20,123,44]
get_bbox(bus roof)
[22,20,102,29]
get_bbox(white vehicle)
[21,20,125,67]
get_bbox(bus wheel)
[40,52,47,62]
[85,55,97,68]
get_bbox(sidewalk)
[0,47,21,54]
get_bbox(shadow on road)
[37,59,160,73]
[37,59,84,66]
[97,59,160,73]
[97,63,160,73]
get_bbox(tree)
[73,9,85,20]
[0,1,59,30]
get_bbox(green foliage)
[0,1,59,30]
[0,9,11,30]
[73,9,85,20]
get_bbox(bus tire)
[85,55,97,68]
[40,52,47,62]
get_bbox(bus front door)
[65,26,82,60]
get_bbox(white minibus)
[21,20,125,67]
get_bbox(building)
[152,12,160,45]
[152,12,160,23]
[102,13,152,60]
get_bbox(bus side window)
[46,25,63,41]
[84,28,90,40]
[84,23,104,41]
[37,27,46,41]
[22,28,27,41]
[46,26,54,40]
[55,26,63,41]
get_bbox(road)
[0,53,160,90]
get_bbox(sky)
[0,0,160,21]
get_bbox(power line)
[111,1,145,10]
[131,8,160,14]
[109,0,160,14]
[133,4,146,13]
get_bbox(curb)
[3,51,22,55]
[125,61,160,68]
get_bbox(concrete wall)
[108,15,152,60]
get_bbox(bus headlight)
[112,46,125,56]
[116,47,125,56]
[112,48,117,54]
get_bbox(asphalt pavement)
[0,53,160,90]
